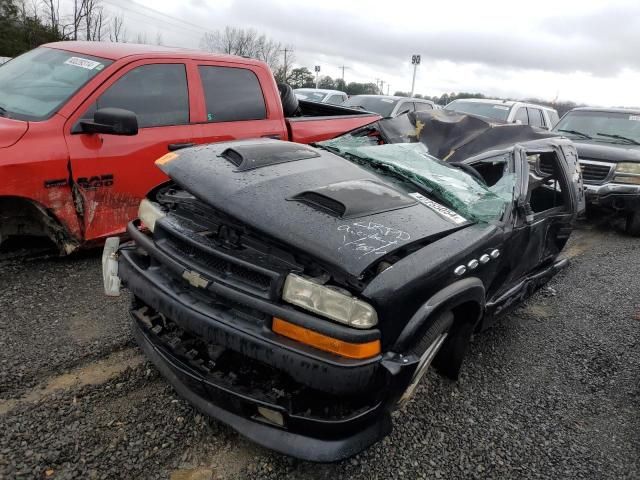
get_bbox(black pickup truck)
[552,107,640,234]
[103,111,584,461]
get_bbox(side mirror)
[80,108,138,136]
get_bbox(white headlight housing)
[282,274,378,329]
[614,162,640,185]
[138,198,166,232]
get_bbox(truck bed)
[286,100,380,144]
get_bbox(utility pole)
[379,80,385,95]
[314,65,320,89]
[410,54,421,97]
[279,48,290,82]
[339,65,350,83]
[387,84,390,95]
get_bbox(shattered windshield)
[318,136,516,223]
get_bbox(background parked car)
[342,95,435,118]
[550,107,640,235]
[293,88,347,104]
[445,99,559,130]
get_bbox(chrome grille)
[579,160,614,183]
[539,157,613,184]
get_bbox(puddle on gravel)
[170,468,215,480]
[562,230,599,259]
[171,436,260,480]
[0,348,144,415]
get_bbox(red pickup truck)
[0,42,379,253]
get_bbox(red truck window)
[80,64,189,128]
[198,66,266,122]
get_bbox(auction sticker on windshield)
[64,57,102,70]
[409,192,468,224]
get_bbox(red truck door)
[190,62,287,144]
[64,60,198,241]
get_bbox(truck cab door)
[506,147,574,283]
[190,62,287,144]
[63,60,197,241]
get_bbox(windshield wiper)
[596,132,640,145]
[557,129,592,140]
[0,106,9,118]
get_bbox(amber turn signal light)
[272,317,381,360]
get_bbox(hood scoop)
[291,179,417,219]
[220,142,320,171]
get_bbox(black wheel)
[626,211,640,236]
[277,83,299,117]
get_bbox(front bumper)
[584,183,640,211]
[115,222,417,461]
[131,312,392,462]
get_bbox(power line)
[100,0,204,43]
[102,0,212,34]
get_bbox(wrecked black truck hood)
[156,140,474,279]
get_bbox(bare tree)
[42,0,61,37]
[134,31,148,44]
[83,0,106,41]
[71,0,88,40]
[155,31,163,46]
[109,12,126,42]
[200,27,291,77]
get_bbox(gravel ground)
[0,220,638,479]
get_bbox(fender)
[391,277,485,353]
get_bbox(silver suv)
[445,99,559,130]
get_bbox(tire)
[433,319,474,380]
[626,211,640,236]
[398,311,455,406]
[277,83,299,117]
[408,310,454,359]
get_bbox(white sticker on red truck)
[409,192,468,224]
[64,57,102,70]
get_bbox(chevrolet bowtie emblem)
[182,270,210,288]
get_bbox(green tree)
[287,67,314,88]
[318,75,335,89]
[0,0,64,57]
[334,78,347,92]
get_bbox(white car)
[445,99,560,130]
[293,88,348,105]
[342,95,436,118]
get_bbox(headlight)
[282,274,378,328]
[614,162,640,184]
[138,199,166,232]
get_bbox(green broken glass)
[319,138,515,223]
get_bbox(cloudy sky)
[90,0,640,106]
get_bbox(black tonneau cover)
[377,110,559,161]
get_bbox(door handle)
[168,142,196,151]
